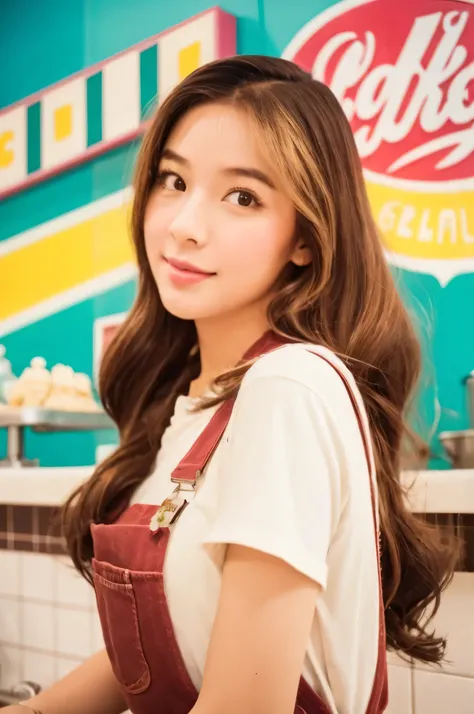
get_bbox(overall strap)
[305,349,388,713]
[171,398,235,484]
[171,330,288,485]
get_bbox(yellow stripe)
[366,180,474,260]
[1,201,135,321]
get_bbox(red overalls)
[91,332,388,714]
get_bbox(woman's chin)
[159,296,218,322]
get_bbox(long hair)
[62,55,458,663]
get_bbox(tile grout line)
[19,551,25,681]
[0,640,84,663]
[53,553,59,682]
[32,507,40,554]
[6,506,14,550]
[0,592,92,612]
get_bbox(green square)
[140,44,158,120]
[87,71,103,147]
[27,101,41,174]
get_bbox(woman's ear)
[290,243,312,267]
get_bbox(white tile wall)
[22,601,55,651]
[382,574,474,714]
[56,607,92,659]
[387,650,412,668]
[0,551,102,693]
[56,556,94,609]
[416,573,474,678]
[387,664,413,714]
[0,551,473,714]
[0,644,22,688]
[21,552,55,602]
[55,656,83,680]
[23,650,56,689]
[0,598,21,645]
[0,550,20,597]
[413,669,474,714]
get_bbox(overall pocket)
[92,558,152,694]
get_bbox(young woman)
[13,55,456,714]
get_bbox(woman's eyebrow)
[160,148,275,189]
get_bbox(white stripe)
[103,51,141,142]
[384,250,474,286]
[0,264,137,337]
[363,168,474,194]
[0,186,133,258]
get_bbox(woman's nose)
[168,194,209,247]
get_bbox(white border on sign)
[281,0,378,61]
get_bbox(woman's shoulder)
[241,342,354,403]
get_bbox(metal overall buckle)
[149,474,199,533]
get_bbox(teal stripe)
[27,102,41,174]
[87,71,103,147]
[0,141,140,242]
[140,44,158,120]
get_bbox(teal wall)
[1,0,473,467]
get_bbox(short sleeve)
[202,373,344,589]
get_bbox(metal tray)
[0,405,115,432]
[439,429,474,469]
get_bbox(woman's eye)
[226,190,259,208]
[158,172,186,192]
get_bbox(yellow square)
[54,104,73,141]
[0,130,15,167]
[178,41,201,80]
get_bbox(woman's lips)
[164,257,215,287]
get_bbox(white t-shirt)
[132,343,380,714]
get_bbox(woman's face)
[144,102,308,323]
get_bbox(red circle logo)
[283,0,474,189]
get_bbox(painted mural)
[0,8,236,337]
[0,8,236,200]
[0,0,473,467]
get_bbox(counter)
[0,465,92,505]
[0,465,474,512]
[0,466,473,571]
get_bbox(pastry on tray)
[6,358,101,412]
[7,356,52,407]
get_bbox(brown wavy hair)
[62,55,458,663]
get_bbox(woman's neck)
[189,311,270,398]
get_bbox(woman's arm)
[4,649,126,714]
[190,366,343,714]
[191,544,320,714]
